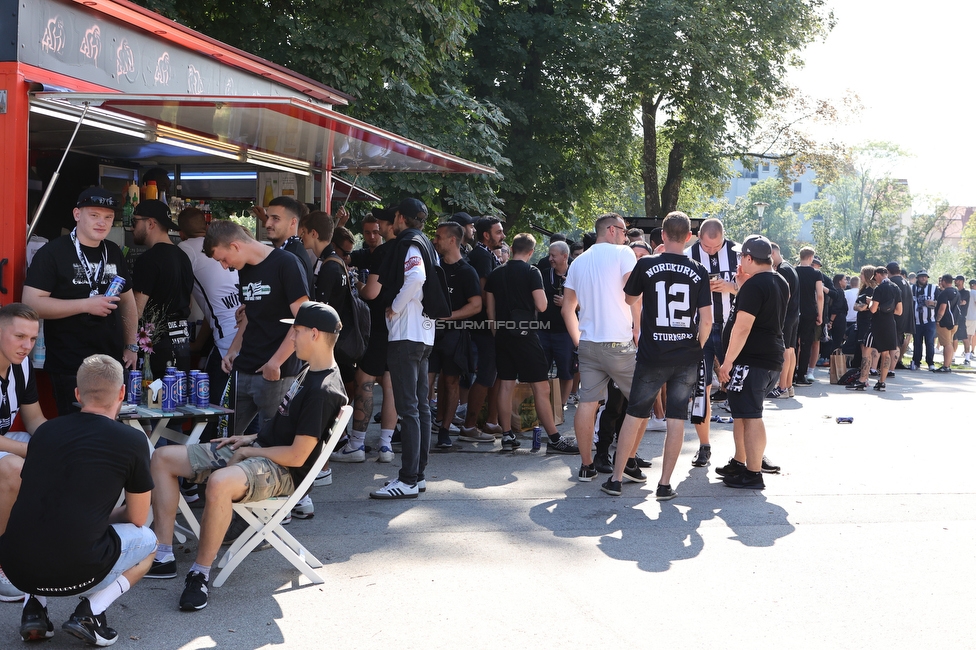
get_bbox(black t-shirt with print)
[236,248,310,375]
[24,235,132,374]
[441,259,481,317]
[625,252,711,366]
[256,367,348,484]
[132,243,194,320]
[795,265,821,320]
[723,270,788,371]
[0,413,153,596]
[484,260,543,323]
[937,286,960,328]
[539,266,570,333]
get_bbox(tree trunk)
[640,94,661,220]
[660,140,685,216]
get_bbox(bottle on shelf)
[144,180,158,201]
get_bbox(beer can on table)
[188,371,200,405]
[195,372,210,407]
[175,371,187,406]
[126,370,142,405]
[161,375,177,411]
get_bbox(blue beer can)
[188,370,200,405]
[531,426,542,452]
[105,275,126,297]
[126,370,142,405]
[161,375,177,411]
[195,372,210,407]
[175,371,187,406]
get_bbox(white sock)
[24,594,47,608]
[379,428,394,447]
[155,544,174,563]
[349,429,367,447]
[87,575,130,615]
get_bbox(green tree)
[904,199,952,274]
[133,0,507,215]
[612,0,833,219]
[722,178,801,257]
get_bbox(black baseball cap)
[373,206,396,223]
[955,275,965,281]
[733,235,772,260]
[76,187,119,209]
[397,197,428,220]
[449,212,475,227]
[281,301,342,333]
[133,200,177,231]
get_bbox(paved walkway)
[3,365,973,649]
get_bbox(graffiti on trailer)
[154,52,171,86]
[79,25,101,64]
[116,39,135,78]
[41,16,66,55]
[224,78,235,95]
[187,65,204,94]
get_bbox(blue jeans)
[913,321,936,366]
[388,340,432,485]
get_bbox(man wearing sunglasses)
[23,187,138,415]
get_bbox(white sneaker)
[0,565,24,602]
[313,468,333,486]
[291,494,314,519]
[377,446,395,463]
[330,443,365,463]
[458,426,494,442]
[645,417,667,432]
[453,405,467,426]
[369,478,419,499]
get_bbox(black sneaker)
[147,558,177,579]
[593,453,614,474]
[655,484,677,501]
[222,512,250,546]
[600,478,622,496]
[873,382,886,392]
[633,454,652,469]
[501,433,521,451]
[20,595,54,642]
[761,456,781,474]
[715,458,746,477]
[846,380,867,391]
[794,376,813,386]
[179,571,210,611]
[886,371,895,378]
[546,436,580,455]
[62,597,117,646]
[723,470,765,489]
[578,464,598,482]
[623,463,647,483]
[936,366,952,373]
[691,445,711,467]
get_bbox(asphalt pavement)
[2,363,973,649]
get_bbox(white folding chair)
[212,405,352,588]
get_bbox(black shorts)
[868,316,898,352]
[955,320,968,340]
[358,330,388,377]
[495,331,549,383]
[783,316,799,349]
[429,331,466,377]
[725,364,779,419]
[625,361,698,419]
[471,330,498,387]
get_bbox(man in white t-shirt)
[178,208,240,399]
[561,213,639,482]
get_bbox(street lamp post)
[753,201,769,234]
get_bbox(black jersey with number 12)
[624,252,711,366]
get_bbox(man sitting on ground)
[150,301,347,611]
[0,355,156,645]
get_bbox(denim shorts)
[186,442,295,503]
[83,524,157,595]
[626,362,698,420]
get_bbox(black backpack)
[405,232,452,320]
[838,369,860,385]
[323,255,371,365]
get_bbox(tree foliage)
[611,0,834,219]
[722,179,801,258]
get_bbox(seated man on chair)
[150,301,347,611]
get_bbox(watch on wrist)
[126,344,139,353]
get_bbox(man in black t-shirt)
[716,236,788,491]
[539,241,575,411]
[794,246,823,385]
[604,212,711,499]
[0,304,48,604]
[953,275,970,364]
[430,223,483,448]
[132,200,194,376]
[461,216,507,439]
[23,187,139,415]
[349,213,382,270]
[205,221,310,435]
[771,243,799,398]
[151,301,347,611]
[935,274,960,372]
[263,196,314,289]
[485,233,579,455]
[0,355,155,645]
[864,267,902,391]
